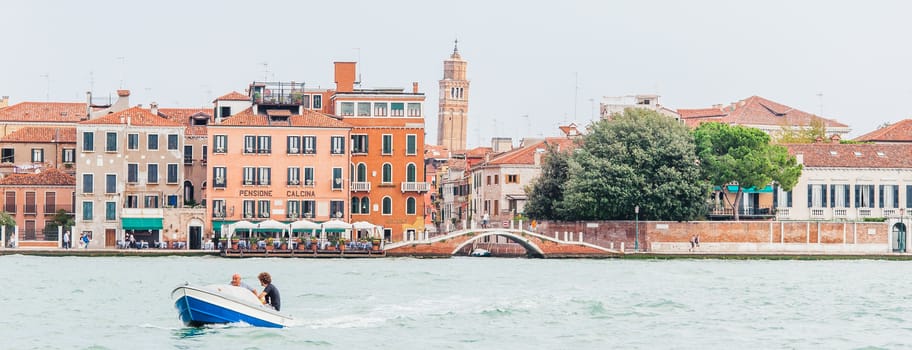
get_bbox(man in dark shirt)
[257,272,281,311]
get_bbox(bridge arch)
[451,230,545,258]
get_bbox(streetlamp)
[634,205,639,252]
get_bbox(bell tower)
[437,40,469,152]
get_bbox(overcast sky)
[2,1,910,147]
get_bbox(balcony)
[250,81,306,105]
[401,182,431,193]
[351,182,371,192]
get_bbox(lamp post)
[634,205,639,252]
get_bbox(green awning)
[722,185,774,193]
[122,218,163,230]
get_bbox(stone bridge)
[384,228,622,258]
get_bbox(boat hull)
[171,285,292,328]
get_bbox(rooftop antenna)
[260,62,269,82]
[816,92,824,116]
[521,114,530,141]
[116,57,126,89]
[40,73,50,101]
[88,71,95,94]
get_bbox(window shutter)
[869,186,875,208]
[830,185,836,208]
[822,185,828,208]
[855,185,860,208]
[787,191,792,207]
[893,185,899,208]
[844,185,850,208]
[807,184,812,208]
[879,185,884,208]
[907,185,912,208]
[773,185,779,208]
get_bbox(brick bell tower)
[437,40,469,152]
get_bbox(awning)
[122,218,163,230]
[718,185,774,193]
[506,194,528,200]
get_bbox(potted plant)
[279,236,288,250]
[219,237,228,250]
[311,237,318,252]
[338,237,346,252]
[265,237,275,251]
[372,237,381,250]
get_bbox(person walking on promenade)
[689,235,696,252]
[695,234,700,248]
[81,233,90,249]
[257,272,281,311]
[482,212,490,229]
[63,231,70,249]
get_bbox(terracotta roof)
[157,108,212,136]
[464,147,493,158]
[0,168,76,186]
[80,106,183,127]
[787,143,912,168]
[1,127,76,143]
[853,119,912,143]
[425,144,450,158]
[218,108,350,128]
[0,102,87,122]
[213,91,250,102]
[486,137,576,166]
[678,96,848,129]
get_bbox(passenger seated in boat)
[230,273,258,295]
[257,272,281,311]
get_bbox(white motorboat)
[470,248,491,257]
[171,283,293,328]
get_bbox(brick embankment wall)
[536,220,890,253]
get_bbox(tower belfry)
[437,40,469,152]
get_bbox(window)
[0,148,12,163]
[382,134,393,155]
[361,197,370,214]
[351,197,361,214]
[287,167,301,185]
[382,163,392,183]
[4,191,14,213]
[391,103,404,116]
[494,175,499,185]
[313,95,322,109]
[507,175,519,184]
[31,149,44,163]
[105,202,116,221]
[406,197,416,215]
[82,174,94,194]
[287,136,301,154]
[243,167,255,185]
[105,174,116,193]
[242,200,255,218]
[357,102,371,116]
[830,184,850,208]
[127,164,138,183]
[258,167,271,185]
[330,200,345,219]
[340,102,355,116]
[213,135,227,153]
[302,95,311,109]
[219,106,231,118]
[855,184,875,208]
[406,163,417,182]
[62,148,75,163]
[286,200,301,218]
[330,136,345,154]
[144,195,160,208]
[244,136,256,154]
[302,200,315,218]
[406,134,417,155]
[304,167,314,186]
[382,197,392,215]
[24,192,35,214]
[374,102,388,116]
[82,201,93,221]
[167,134,178,150]
[332,167,343,190]
[167,164,179,183]
[407,103,421,117]
[258,200,270,218]
[202,145,208,162]
[881,185,899,209]
[147,134,159,150]
[351,135,368,153]
[257,136,271,154]
[126,195,139,209]
[356,163,367,182]
[183,145,193,164]
[147,164,159,183]
[83,132,95,152]
[44,192,55,214]
[303,136,316,154]
[103,132,117,152]
[212,200,226,218]
[128,134,139,150]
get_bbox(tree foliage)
[47,209,75,230]
[693,122,802,220]
[773,118,827,144]
[523,143,571,220]
[558,108,708,221]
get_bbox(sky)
[2,0,911,147]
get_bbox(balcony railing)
[351,182,371,192]
[4,204,15,213]
[706,206,774,218]
[401,182,431,193]
[24,205,37,214]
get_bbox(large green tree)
[693,122,802,220]
[560,108,708,221]
[523,143,571,220]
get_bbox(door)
[189,226,202,250]
[893,223,906,252]
[105,228,116,247]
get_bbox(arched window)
[382,163,392,183]
[361,197,370,214]
[357,163,367,182]
[406,163,416,182]
[382,196,392,215]
[351,197,360,214]
[406,197,416,215]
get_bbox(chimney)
[830,134,841,144]
[333,62,356,93]
[150,102,159,115]
[412,82,419,93]
[0,96,8,108]
[534,149,544,165]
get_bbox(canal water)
[3,255,912,349]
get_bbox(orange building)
[0,168,75,243]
